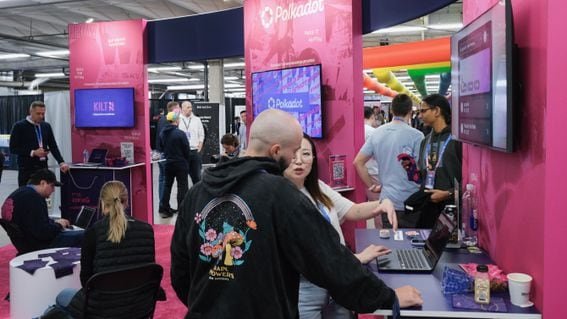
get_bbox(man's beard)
[276,157,289,174]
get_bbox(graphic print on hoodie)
[195,194,257,281]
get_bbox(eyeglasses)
[293,151,314,162]
[419,107,433,114]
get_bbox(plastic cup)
[507,273,533,307]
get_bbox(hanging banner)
[194,102,220,164]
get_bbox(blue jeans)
[158,160,166,202]
[56,288,79,308]
[298,276,353,319]
[50,229,84,248]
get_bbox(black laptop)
[376,212,457,273]
[75,148,108,167]
[74,206,96,229]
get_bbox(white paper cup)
[507,273,533,307]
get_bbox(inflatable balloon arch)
[362,37,452,105]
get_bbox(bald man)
[171,109,422,318]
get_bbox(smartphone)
[411,238,426,247]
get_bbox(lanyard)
[34,124,43,148]
[425,134,451,170]
[317,202,331,224]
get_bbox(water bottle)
[462,183,478,246]
[82,149,89,163]
[474,264,490,304]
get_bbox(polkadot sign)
[260,0,324,29]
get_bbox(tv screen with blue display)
[252,64,323,138]
[74,87,135,128]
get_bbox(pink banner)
[244,0,365,245]
[69,20,152,222]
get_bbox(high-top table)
[10,247,81,319]
[356,229,542,318]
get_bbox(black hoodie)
[160,124,191,169]
[171,157,396,318]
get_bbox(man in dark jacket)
[171,109,423,318]
[155,101,180,205]
[1,169,83,251]
[10,101,69,186]
[159,109,191,218]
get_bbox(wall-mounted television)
[451,0,516,152]
[74,87,135,128]
[252,64,323,138]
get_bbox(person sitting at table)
[1,169,83,252]
[54,181,156,318]
[283,133,397,319]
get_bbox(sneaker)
[159,208,173,218]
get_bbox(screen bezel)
[450,0,515,152]
[251,63,324,138]
[74,87,136,129]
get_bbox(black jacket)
[160,124,190,169]
[5,186,63,251]
[171,157,396,318]
[68,217,155,319]
[10,119,65,170]
[155,116,168,152]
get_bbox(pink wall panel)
[244,0,366,246]
[463,0,549,312]
[545,0,567,317]
[68,20,152,222]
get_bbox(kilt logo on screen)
[260,0,324,29]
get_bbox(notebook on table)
[376,212,457,273]
[74,148,107,167]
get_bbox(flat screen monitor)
[450,0,515,152]
[252,64,323,138]
[74,87,135,128]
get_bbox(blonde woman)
[54,181,156,318]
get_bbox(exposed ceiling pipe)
[0,81,31,88]
[29,77,50,90]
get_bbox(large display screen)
[74,87,135,128]
[451,0,514,152]
[252,64,323,138]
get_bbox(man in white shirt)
[238,110,247,154]
[179,101,205,184]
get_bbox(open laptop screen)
[75,206,96,228]
[424,213,456,259]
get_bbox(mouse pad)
[452,294,508,313]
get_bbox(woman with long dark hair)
[284,133,397,318]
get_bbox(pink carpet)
[0,224,186,319]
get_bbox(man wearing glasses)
[354,94,424,228]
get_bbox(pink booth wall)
[464,0,567,316]
[68,20,152,222]
[244,0,366,247]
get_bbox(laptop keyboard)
[396,249,427,269]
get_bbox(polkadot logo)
[261,6,274,29]
[267,97,276,108]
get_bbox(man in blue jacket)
[1,169,83,251]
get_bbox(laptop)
[75,148,108,167]
[376,212,457,273]
[66,206,96,230]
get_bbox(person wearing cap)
[158,109,191,218]
[9,101,70,187]
[0,169,83,251]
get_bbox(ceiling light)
[428,23,463,30]
[167,84,205,90]
[36,50,70,57]
[224,62,245,68]
[147,66,182,72]
[148,78,190,83]
[372,26,426,34]
[35,72,66,78]
[224,83,243,88]
[0,53,30,60]
[85,18,94,23]
[188,78,200,82]
[225,76,239,80]
[187,65,205,70]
